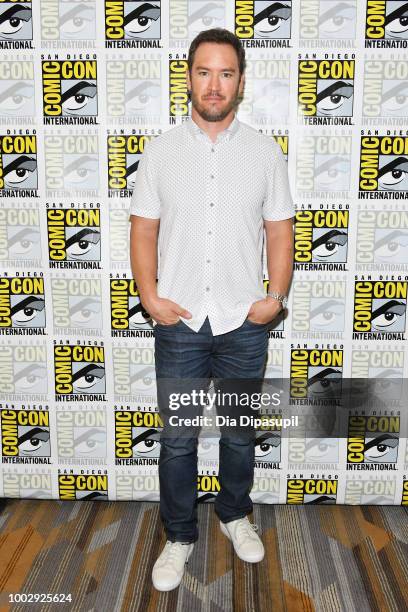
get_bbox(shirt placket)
[203,133,220,306]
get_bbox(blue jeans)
[154,316,268,544]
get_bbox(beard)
[189,85,241,122]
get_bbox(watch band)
[266,291,288,309]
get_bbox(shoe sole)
[219,522,265,563]
[152,544,194,591]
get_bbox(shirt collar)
[187,114,240,143]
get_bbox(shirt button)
[206,287,210,292]
[206,259,211,263]
[210,202,214,207]
[210,174,215,179]
[211,147,215,152]
[208,230,212,235]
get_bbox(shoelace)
[235,521,260,541]
[158,542,189,566]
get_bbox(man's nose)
[208,73,221,91]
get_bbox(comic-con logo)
[58,473,108,500]
[235,0,292,45]
[240,58,290,124]
[110,278,154,336]
[0,0,33,48]
[44,133,99,196]
[41,59,98,124]
[106,56,161,123]
[112,345,156,402]
[299,0,357,44]
[347,415,400,466]
[107,134,154,196]
[109,203,130,268]
[356,208,408,270]
[297,58,354,124]
[0,206,41,265]
[402,478,408,504]
[345,476,396,504]
[0,134,38,196]
[0,60,35,119]
[169,0,224,45]
[352,280,407,339]
[296,134,351,196]
[294,209,349,270]
[51,277,102,335]
[287,478,338,504]
[0,276,45,334]
[41,0,96,43]
[1,409,50,461]
[46,206,101,269]
[362,59,408,123]
[56,408,106,460]
[359,135,408,199]
[0,342,48,399]
[351,347,404,382]
[290,347,343,399]
[169,56,188,122]
[115,410,162,463]
[291,279,346,337]
[365,0,408,48]
[53,343,106,401]
[105,0,161,47]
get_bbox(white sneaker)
[220,517,264,563]
[152,541,194,591]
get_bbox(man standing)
[129,28,294,591]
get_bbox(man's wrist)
[266,291,288,310]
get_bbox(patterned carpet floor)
[0,499,407,612]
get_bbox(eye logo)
[359,136,408,197]
[235,1,292,40]
[290,348,343,399]
[300,1,357,41]
[347,415,400,464]
[47,208,101,269]
[110,279,153,334]
[107,134,153,193]
[115,411,163,460]
[0,135,38,193]
[1,409,50,459]
[54,344,106,400]
[298,60,355,123]
[362,60,408,120]
[294,210,349,267]
[41,1,96,41]
[42,60,98,122]
[0,1,33,42]
[105,0,161,42]
[353,280,407,338]
[0,277,46,332]
[255,431,281,463]
[0,60,35,117]
[365,0,408,46]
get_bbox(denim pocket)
[156,319,182,329]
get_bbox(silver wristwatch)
[267,291,288,309]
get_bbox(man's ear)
[239,73,245,96]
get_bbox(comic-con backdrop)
[0,0,407,505]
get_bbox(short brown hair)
[187,28,246,76]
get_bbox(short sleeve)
[129,141,161,219]
[262,141,295,221]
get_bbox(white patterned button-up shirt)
[129,115,294,336]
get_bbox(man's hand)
[247,297,283,324]
[143,295,192,325]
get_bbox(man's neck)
[191,108,235,143]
